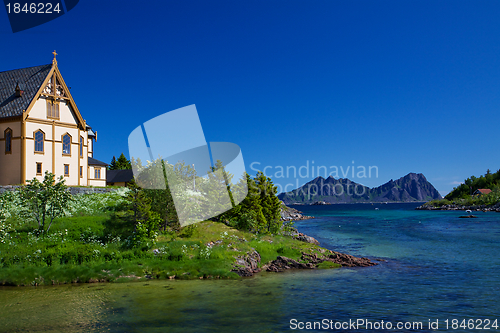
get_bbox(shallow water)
[1,203,499,332]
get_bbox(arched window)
[34,130,44,153]
[62,134,71,155]
[80,136,83,157]
[5,128,12,154]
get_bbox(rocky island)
[279,172,442,205]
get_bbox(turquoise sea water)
[1,203,499,332]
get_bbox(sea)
[1,203,499,332]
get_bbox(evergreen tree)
[125,179,161,245]
[109,156,117,170]
[255,171,282,234]
[116,153,132,169]
[229,172,266,231]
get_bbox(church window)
[36,163,42,175]
[95,168,101,179]
[34,130,44,153]
[80,136,83,157]
[62,134,71,155]
[64,164,69,176]
[46,99,59,119]
[5,128,12,154]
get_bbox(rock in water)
[265,256,316,272]
[327,251,377,267]
[265,251,377,273]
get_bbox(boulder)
[265,256,315,272]
[231,250,261,277]
[265,251,377,272]
[327,251,377,267]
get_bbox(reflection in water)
[0,272,311,332]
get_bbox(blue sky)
[2,1,500,195]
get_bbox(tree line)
[446,169,500,200]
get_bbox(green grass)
[0,213,334,286]
[317,261,341,269]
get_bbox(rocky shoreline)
[231,241,378,277]
[280,204,314,221]
[416,202,500,212]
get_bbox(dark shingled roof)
[88,157,108,166]
[0,64,52,118]
[107,169,134,183]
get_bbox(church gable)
[37,68,79,125]
[26,56,86,129]
[29,86,80,126]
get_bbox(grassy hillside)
[0,191,334,286]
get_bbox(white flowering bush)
[66,190,129,216]
[153,246,169,256]
[0,220,13,244]
[199,246,212,259]
[0,192,16,244]
[0,190,25,220]
[0,188,129,225]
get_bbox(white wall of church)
[29,97,78,124]
[25,125,89,186]
[25,122,52,182]
[28,98,47,120]
[80,131,88,185]
[88,165,106,187]
[59,100,78,124]
[87,137,93,157]
[0,121,21,135]
[55,128,79,185]
[0,120,21,184]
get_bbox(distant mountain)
[278,173,442,204]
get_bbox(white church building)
[0,52,107,186]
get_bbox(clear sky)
[2,1,500,195]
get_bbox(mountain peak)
[278,172,442,204]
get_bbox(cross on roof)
[52,50,57,63]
